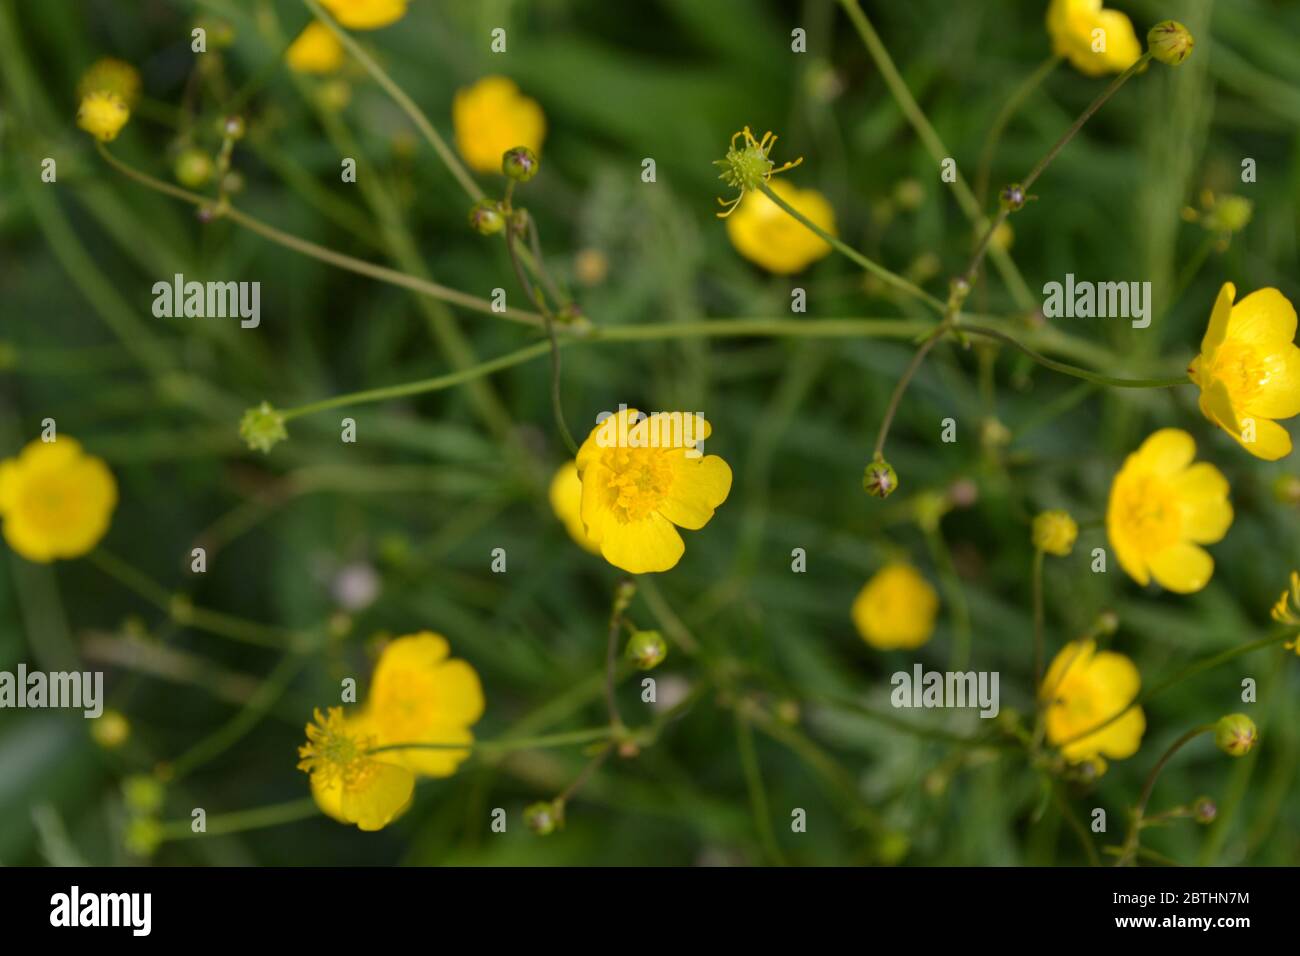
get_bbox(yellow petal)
[1200,282,1236,357]
[1040,640,1095,703]
[1133,428,1195,476]
[340,761,415,831]
[1106,494,1150,587]
[658,453,733,530]
[1226,287,1297,347]
[598,511,685,574]
[1147,541,1214,593]
[548,461,601,553]
[386,723,475,778]
[1240,416,1293,460]
[1171,462,1233,544]
[1241,344,1300,419]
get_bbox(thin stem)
[604,602,626,732]
[95,143,541,328]
[925,524,972,671]
[505,225,579,454]
[870,320,951,460]
[961,324,1190,389]
[280,341,553,420]
[757,181,945,314]
[555,745,613,806]
[1022,53,1153,193]
[368,726,613,758]
[159,797,319,841]
[976,54,1063,206]
[1051,780,1101,866]
[302,0,483,201]
[1117,725,1212,866]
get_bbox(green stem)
[735,707,787,866]
[94,142,542,328]
[301,0,483,201]
[870,319,952,461]
[1032,548,1046,690]
[925,524,972,671]
[757,181,945,313]
[368,726,613,758]
[159,797,319,841]
[961,324,1190,389]
[975,54,1063,206]
[1116,725,1212,866]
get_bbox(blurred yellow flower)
[318,0,407,30]
[365,632,485,777]
[1046,0,1141,77]
[1106,429,1232,593]
[76,90,130,142]
[725,179,836,274]
[548,461,600,554]
[286,22,344,74]
[851,564,939,650]
[0,438,117,562]
[453,76,546,175]
[91,709,131,749]
[1041,639,1145,764]
[77,57,141,108]
[1032,510,1078,556]
[298,707,414,831]
[1189,282,1300,461]
[575,408,732,574]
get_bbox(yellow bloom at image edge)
[453,75,546,175]
[1190,282,1300,461]
[0,438,117,562]
[549,461,601,554]
[1042,639,1145,765]
[1106,428,1231,593]
[574,409,732,575]
[852,564,939,650]
[725,179,836,274]
[1046,0,1141,77]
[319,0,407,30]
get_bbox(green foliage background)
[0,0,1297,866]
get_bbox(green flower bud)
[502,145,539,182]
[174,148,214,188]
[625,630,667,670]
[222,115,246,140]
[1272,474,1300,506]
[1214,714,1258,757]
[1192,796,1217,824]
[1032,509,1078,557]
[468,199,506,236]
[999,183,1027,212]
[862,457,898,499]
[239,401,288,454]
[122,774,166,815]
[1202,195,1253,235]
[1148,20,1194,66]
[525,800,563,835]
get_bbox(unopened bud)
[1148,20,1194,66]
[1214,714,1258,757]
[862,457,898,499]
[502,145,539,182]
[468,199,506,236]
[625,630,667,670]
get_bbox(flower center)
[1118,474,1181,551]
[599,447,673,523]
[1207,342,1268,404]
[298,708,378,789]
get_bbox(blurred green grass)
[0,0,1297,865]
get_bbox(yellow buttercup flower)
[318,0,407,30]
[1189,283,1300,461]
[298,707,414,831]
[286,22,345,74]
[77,57,141,108]
[1041,639,1145,764]
[1106,429,1232,593]
[453,76,546,175]
[1046,0,1141,77]
[365,632,485,777]
[76,91,130,143]
[0,438,117,562]
[725,179,836,274]
[1032,509,1078,556]
[851,564,939,650]
[575,408,732,574]
[549,461,600,554]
